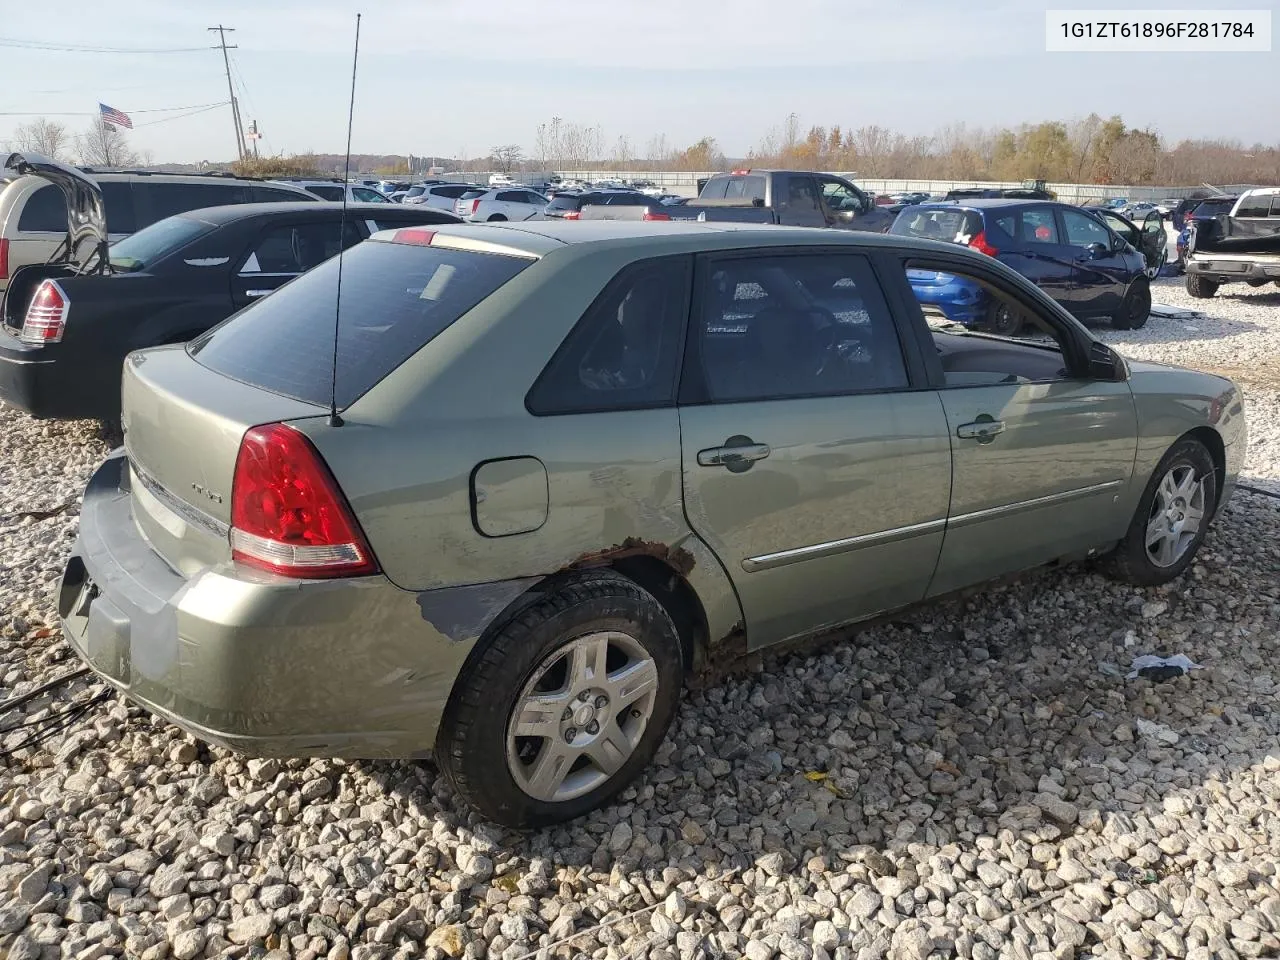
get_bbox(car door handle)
[244,289,274,298]
[698,443,771,468]
[956,420,1006,441]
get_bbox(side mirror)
[1088,342,1125,381]
[1085,242,1109,260]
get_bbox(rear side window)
[16,181,136,234]
[1235,195,1269,217]
[547,194,586,210]
[145,182,252,222]
[17,184,71,232]
[433,185,471,199]
[527,257,690,415]
[306,185,345,201]
[700,178,729,200]
[252,186,314,203]
[191,240,533,408]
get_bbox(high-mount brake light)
[731,169,750,175]
[19,279,70,344]
[392,228,436,246]
[230,423,378,579]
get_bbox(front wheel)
[1185,274,1218,298]
[435,571,683,827]
[1113,278,1151,330]
[1100,437,1216,586]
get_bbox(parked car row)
[0,154,459,421]
[0,151,1251,828]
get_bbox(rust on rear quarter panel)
[566,537,696,577]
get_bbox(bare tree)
[490,144,523,173]
[5,118,72,161]
[644,134,672,170]
[611,135,633,168]
[76,119,139,168]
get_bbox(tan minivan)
[0,153,316,296]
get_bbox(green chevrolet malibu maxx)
[60,221,1246,826]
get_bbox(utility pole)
[209,25,244,162]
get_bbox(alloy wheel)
[1145,465,1207,567]
[506,631,659,802]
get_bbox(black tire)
[1246,279,1269,288]
[1185,274,1218,299]
[1113,278,1151,330]
[435,571,683,827]
[487,214,508,221]
[985,300,1024,337]
[1101,437,1216,587]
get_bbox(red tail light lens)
[563,210,581,220]
[19,279,70,344]
[641,210,670,221]
[969,231,998,257]
[230,423,378,579]
[470,199,481,214]
[0,239,8,281]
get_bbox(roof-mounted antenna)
[328,12,362,428]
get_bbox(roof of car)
[912,198,1067,210]
[174,201,461,225]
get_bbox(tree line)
[6,113,1277,186]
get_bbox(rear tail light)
[470,199,481,215]
[641,210,670,221]
[563,210,581,220]
[230,423,378,579]
[19,279,70,344]
[0,239,8,281]
[969,231,998,257]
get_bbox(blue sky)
[2,0,1277,164]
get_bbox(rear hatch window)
[547,194,586,211]
[189,239,532,408]
[891,207,983,244]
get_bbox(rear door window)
[352,187,387,203]
[1021,208,1060,244]
[238,220,362,275]
[191,240,533,408]
[101,182,137,233]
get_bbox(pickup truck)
[579,169,894,232]
[1184,187,1280,298]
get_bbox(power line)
[0,37,210,54]
[0,101,229,117]
[135,103,230,127]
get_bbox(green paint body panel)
[63,223,1247,759]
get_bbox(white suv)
[274,180,391,203]
[454,187,548,222]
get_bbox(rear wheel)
[1101,437,1216,586]
[985,300,1024,337]
[487,214,508,222]
[435,571,683,827]
[1246,279,1269,288]
[1113,278,1150,329]
[1185,274,1218,298]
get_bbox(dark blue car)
[890,200,1153,335]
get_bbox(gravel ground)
[2,285,1279,960]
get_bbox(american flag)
[99,103,132,129]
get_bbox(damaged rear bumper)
[59,451,533,759]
